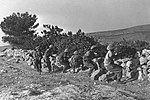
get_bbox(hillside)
[86,24,150,44]
[0,49,150,100]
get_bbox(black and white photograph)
[0,0,150,99]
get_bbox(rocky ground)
[0,56,150,100]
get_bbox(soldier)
[83,45,99,77]
[58,48,70,73]
[43,45,53,73]
[92,57,107,80]
[70,50,83,73]
[33,46,43,74]
[104,43,123,83]
[122,52,140,83]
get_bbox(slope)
[86,24,150,44]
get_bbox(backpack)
[70,55,82,65]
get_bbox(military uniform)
[70,51,83,73]
[129,53,140,79]
[58,49,70,73]
[33,47,42,74]
[83,45,98,76]
[122,53,140,83]
[104,43,122,83]
[43,45,53,72]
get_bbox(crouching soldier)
[33,46,43,74]
[83,45,99,77]
[43,45,53,73]
[104,43,123,83]
[58,48,71,73]
[92,57,107,80]
[122,52,141,84]
[70,50,83,73]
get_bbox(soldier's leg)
[47,61,51,72]
[72,62,79,73]
[122,70,139,84]
[45,57,51,72]
[116,71,122,82]
[88,62,97,77]
[112,64,122,72]
[72,63,77,73]
[36,61,40,72]
[51,62,55,72]
[34,59,38,70]
[62,61,70,73]
[110,64,123,81]
[94,69,104,80]
[126,70,139,83]
[83,61,92,74]
[37,64,41,74]
[70,61,77,73]
[35,61,41,75]
[45,58,51,72]
[82,61,89,71]
[105,72,116,83]
[38,60,42,74]
[81,62,85,70]
[105,64,122,82]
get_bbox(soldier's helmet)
[35,46,40,51]
[64,48,69,52]
[52,54,57,57]
[85,51,90,56]
[90,45,97,50]
[49,45,53,48]
[107,43,115,51]
[73,50,78,55]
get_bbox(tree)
[40,26,101,56]
[0,12,39,49]
[40,24,64,53]
[112,39,150,59]
[53,29,99,56]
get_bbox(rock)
[31,65,35,69]
[27,59,33,66]
[138,68,143,81]
[0,69,8,74]
[147,60,150,66]
[142,49,150,57]
[139,57,147,65]
[147,74,150,81]
[147,55,150,61]
[0,52,6,57]
[29,84,42,89]
[20,90,30,96]
[28,89,43,96]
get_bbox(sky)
[0,0,150,46]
